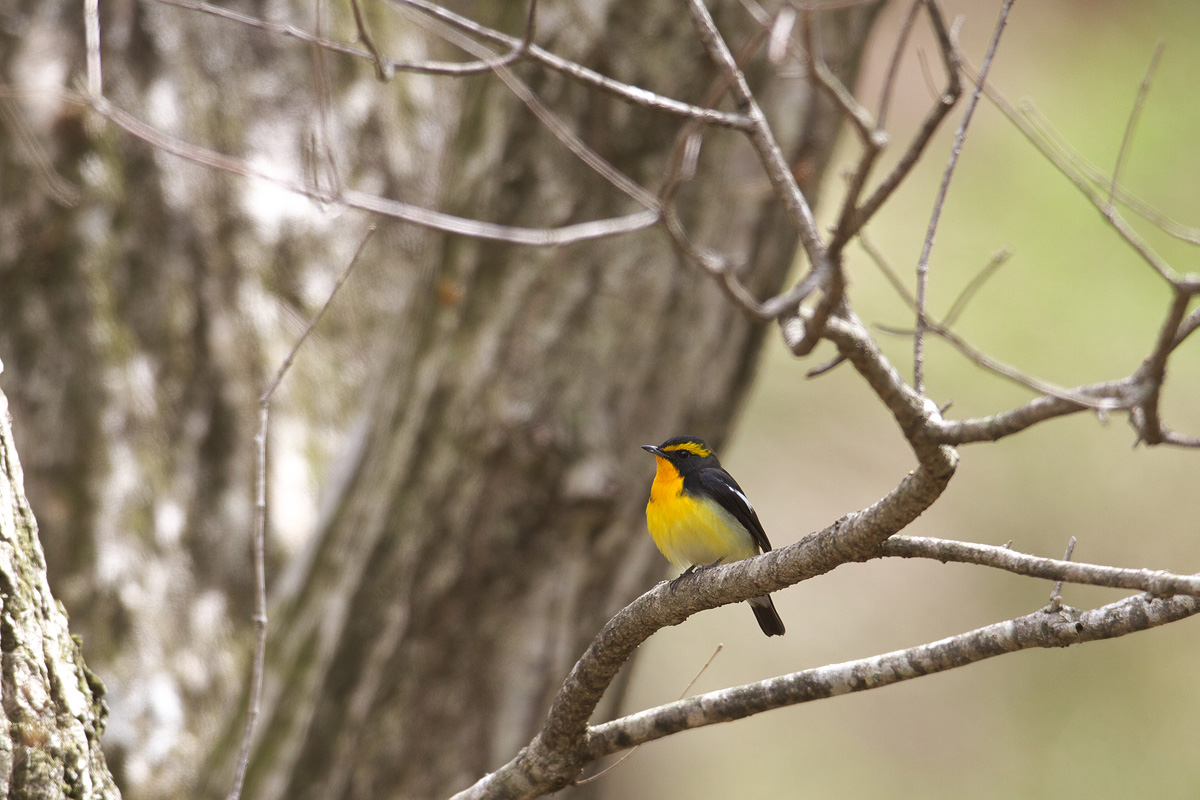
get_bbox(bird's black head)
[641,435,720,473]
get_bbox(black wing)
[694,468,773,554]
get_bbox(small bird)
[642,435,785,637]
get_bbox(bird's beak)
[641,444,664,457]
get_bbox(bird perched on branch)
[642,435,785,637]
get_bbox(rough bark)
[0,0,402,792]
[211,4,883,800]
[0,0,882,797]
[0,374,119,799]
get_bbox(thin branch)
[685,0,828,278]
[84,0,102,98]
[901,321,1127,411]
[877,0,922,127]
[0,99,82,206]
[859,229,917,309]
[304,0,343,204]
[925,379,1131,444]
[657,23,786,321]
[575,644,724,785]
[1017,101,1200,246]
[1170,304,1200,352]
[1108,42,1164,211]
[226,407,269,800]
[158,0,749,128]
[86,92,659,245]
[226,227,375,800]
[1047,536,1077,612]
[822,0,923,256]
[941,247,1012,327]
[800,11,878,146]
[393,1,661,214]
[882,535,1200,597]
[582,592,1199,760]
[960,57,1200,289]
[156,0,513,77]
[679,0,847,350]
[914,0,1016,396]
[846,1,961,242]
[348,0,390,80]
[394,0,754,129]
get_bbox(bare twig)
[1108,42,1164,211]
[1170,305,1200,352]
[941,247,1012,327]
[1047,536,1077,612]
[348,0,390,80]
[877,0,922,127]
[806,353,847,378]
[888,321,1127,411]
[914,0,1015,396]
[0,99,81,206]
[156,0,513,77]
[84,0,102,98]
[959,57,1200,288]
[657,24,784,320]
[843,1,961,247]
[84,92,657,245]
[575,644,724,785]
[685,0,828,275]
[1016,101,1200,246]
[395,1,661,213]
[226,227,376,800]
[800,11,878,146]
[156,0,749,128]
[859,229,917,310]
[305,0,343,203]
[393,0,754,129]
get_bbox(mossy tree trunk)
[0,379,119,799]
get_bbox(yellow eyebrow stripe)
[662,441,711,458]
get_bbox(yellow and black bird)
[642,435,785,637]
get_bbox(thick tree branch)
[583,592,1200,759]
[452,455,956,800]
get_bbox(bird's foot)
[668,565,697,592]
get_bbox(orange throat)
[649,457,683,505]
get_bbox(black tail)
[749,595,785,637]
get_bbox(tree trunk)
[0,377,119,798]
[214,4,883,799]
[0,0,882,797]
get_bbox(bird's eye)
[676,450,690,459]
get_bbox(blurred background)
[608,1,1200,798]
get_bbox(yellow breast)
[646,459,757,571]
